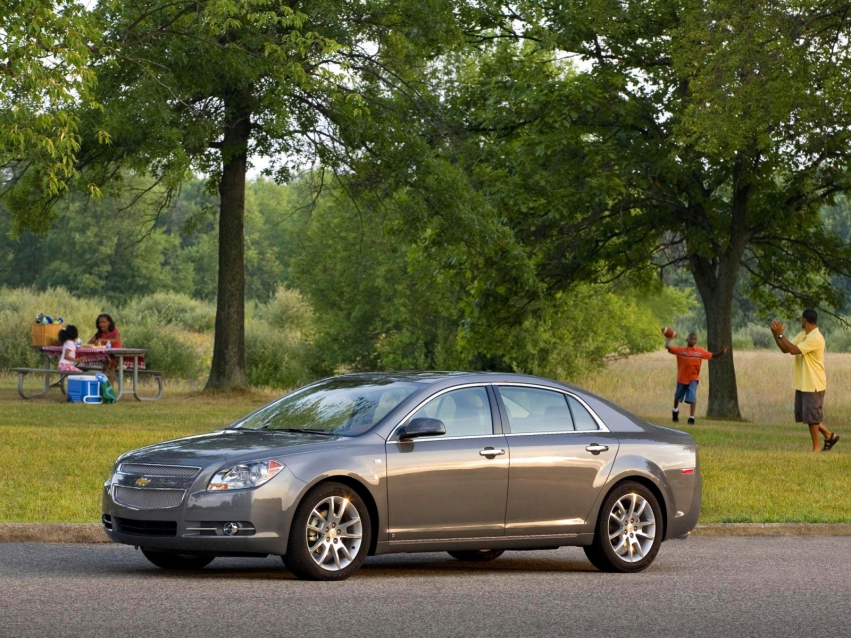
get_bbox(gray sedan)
[102,372,701,580]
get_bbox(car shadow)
[130,551,600,580]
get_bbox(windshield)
[236,379,422,436]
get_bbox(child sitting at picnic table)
[58,326,84,372]
[88,313,122,385]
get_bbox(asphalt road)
[1,537,849,638]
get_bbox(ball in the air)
[662,326,676,339]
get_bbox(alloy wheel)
[608,492,656,563]
[305,495,363,571]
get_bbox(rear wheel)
[584,481,662,573]
[141,549,214,570]
[283,482,371,581]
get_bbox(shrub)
[0,287,112,370]
[732,331,755,351]
[262,286,314,337]
[121,323,209,379]
[122,292,216,332]
[245,318,314,388]
[737,324,775,349]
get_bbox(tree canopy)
[1,0,101,217]
[366,0,851,418]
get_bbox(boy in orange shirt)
[665,331,729,425]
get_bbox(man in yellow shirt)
[770,309,839,452]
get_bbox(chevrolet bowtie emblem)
[135,477,151,486]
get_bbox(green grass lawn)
[0,378,848,523]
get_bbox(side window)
[498,386,575,434]
[568,396,599,431]
[409,387,493,437]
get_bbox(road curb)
[2,522,851,543]
[691,523,851,536]
[0,524,110,543]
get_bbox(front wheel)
[283,482,371,581]
[141,549,214,570]
[447,549,505,562]
[584,481,662,573]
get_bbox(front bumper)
[102,467,306,556]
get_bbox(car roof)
[332,371,656,435]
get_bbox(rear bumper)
[101,468,306,556]
[664,467,702,540]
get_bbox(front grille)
[113,486,185,509]
[118,463,200,478]
[113,517,177,537]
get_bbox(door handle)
[585,444,609,454]
[479,448,505,457]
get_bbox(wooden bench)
[13,367,164,401]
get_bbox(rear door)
[385,385,509,541]
[496,385,619,536]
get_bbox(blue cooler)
[67,375,102,404]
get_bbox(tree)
[1,0,101,211]
[3,0,470,389]
[412,1,851,418]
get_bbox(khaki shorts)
[795,390,825,424]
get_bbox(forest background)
[5,0,851,407]
[3,180,851,389]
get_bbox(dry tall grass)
[582,350,851,426]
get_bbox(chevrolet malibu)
[102,372,701,580]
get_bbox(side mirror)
[397,417,446,441]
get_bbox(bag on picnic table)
[96,373,117,404]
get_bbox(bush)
[0,287,112,370]
[121,323,210,379]
[737,324,774,349]
[262,286,313,336]
[732,331,754,351]
[122,292,216,332]
[245,319,314,388]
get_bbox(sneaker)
[823,433,840,451]
[687,416,695,426]
[672,410,679,423]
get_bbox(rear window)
[498,386,575,434]
[568,396,599,431]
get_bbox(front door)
[496,385,620,536]
[385,385,509,541]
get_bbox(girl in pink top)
[58,326,84,372]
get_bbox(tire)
[584,481,663,573]
[283,481,372,581]
[447,549,505,562]
[141,548,214,570]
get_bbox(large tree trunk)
[689,198,750,419]
[206,84,251,390]
[695,275,741,419]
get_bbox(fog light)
[223,522,240,536]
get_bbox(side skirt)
[373,533,595,555]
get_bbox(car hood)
[118,430,349,467]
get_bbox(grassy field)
[1,351,849,523]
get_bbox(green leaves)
[1,0,101,201]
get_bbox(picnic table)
[14,346,163,401]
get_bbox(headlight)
[208,460,284,491]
